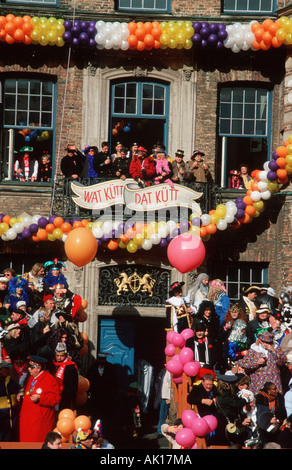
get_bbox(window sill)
[0,181,53,192]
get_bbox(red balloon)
[167,233,206,274]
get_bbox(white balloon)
[121,40,129,50]
[13,223,24,234]
[225,201,237,214]
[112,34,122,46]
[242,41,250,51]
[92,227,104,238]
[62,234,68,242]
[217,219,228,231]
[250,191,261,202]
[96,20,105,31]
[166,220,177,233]
[225,213,235,224]
[32,215,41,224]
[6,228,17,240]
[1,234,8,241]
[258,181,268,191]
[95,33,105,45]
[231,43,241,53]
[102,221,112,233]
[259,171,268,182]
[223,37,235,48]
[150,233,161,245]
[22,217,32,228]
[142,239,153,250]
[201,214,211,226]
[261,190,271,200]
[263,161,270,172]
[158,227,168,238]
[104,39,113,49]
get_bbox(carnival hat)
[170,281,185,292]
[20,146,33,153]
[191,149,205,158]
[0,277,9,283]
[175,149,185,157]
[28,355,48,364]
[55,342,67,354]
[242,285,262,295]
[256,304,270,314]
[0,360,12,368]
[257,331,274,343]
[230,170,240,175]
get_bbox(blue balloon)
[25,135,31,142]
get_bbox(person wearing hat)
[14,146,38,182]
[153,148,174,187]
[255,285,280,312]
[0,276,10,310]
[52,342,78,411]
[43,259,68,292]
[187,149,211,183]
[112,146,131,180]
[74,428,95,449]
[165,281,193,333]
[111,141,124,162]
[187,273,210,314]
[30,294,58,359]
[127,142,139,160]
[18,355,60,442]
[0,359,19,441]
[2,322,30,360]
[93,141,112,177]
[171,149,193,183]
[234,331,287,396]
[186,317,217,371]
[60,143,85,179]
[187,373,218,422]
[129,145,148,187]
[237,285,262,321]
[80,145,99,179]
[246,303,271,348]
[228,170,244,189]
[268,309,290,347]
[6,276,30,312]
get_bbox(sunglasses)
[28,364,39,369]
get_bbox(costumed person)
[80,145,99,179]
[226,319,248,366]
[43,259,68,292]
[161,418,184,449]
[279,286,292,331]
[2,323,30,360]
[237,285,262,321]
[207,279,230,326]
[171,149,193,183]
[268,309,290,348]
[51,316,83,368]
[37,152,52,182]
[246,303,270,349]
[186,318,216,371]
[0,360,19,441]
[187,149,211,183]
[86,352,118,439]
[92,141,112,177]
[234,331,287,396]
[255,285,280,313]
[112,147,130,180]
[22,262,45,294]
[52,342,78,411]
[18,355,61,442]
[111,141,123,162]
[238,389,261,447]
[30,294,58,359]
[239,163,252,189]
[154,148,173,187]
[187,372,218,417]
[284,377,292,417]
[0,276,10,310]
[91,419,114,448]
[165,281,193,333]
[74,428,94,449]
[129,146,147,187]
[188,273,210,314]
[140,148,156,185]
[195,300,220,344]
[60,144,85,179]
[6,276,30,312]
[228,169,244,189]
[14,146,38,182]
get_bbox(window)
[118,0,170,12]
[218,85,272,187]
[6,0,58,4]
[214,263,268,301]
[111,80,169,152]
[1,77,56,183]
[223,0,275,14]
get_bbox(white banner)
[71,179,202,213]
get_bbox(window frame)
[1,74,57,184]
[117,0,171,13]
[222,0,276,15]
[5,0,59,5]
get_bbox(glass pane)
[144,0,155,7]
[231,119,243,134]
[42,82,53,95]
[5,95,16,109]
[132,0,142,7]
[245,89,256,102]
[220,103,231,118]
[29,95,40,111]
[252,268,262,283]
[240,267,251,283]
[126,98,136,114]
[227,266,238,280]
[154,86,164,100]
[30,81,41,95]
[233,103,243,118]
[261,0,272,11]
[224,0,235,10]
[244,104,255,119]
[237,0,247,9]
[5,79,16,94]
[40,112,52,127]
[142,100,153,114]
[220,119,231,134]
[17,95,28,110]
[4,111,15,126]
[244,120,255,135]
[255,121,266,135]
[115,84,125,98]
[42,96,52,111]
[221,88,232,102]
[154,100,164,115]
[126,83,137,98]
[156,0,167,8]
[114,98,124,114]
[249,0,260,9]
[143,84,153,99]
[228,283,239,299]
[16,111,28,125]
[233,89,244,102]
[119,0,131,6]
[28,111,40,124]
[17,80,29,94]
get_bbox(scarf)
[53,357,78,391]
[259,391,276,413]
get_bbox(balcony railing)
[51,176,223,220]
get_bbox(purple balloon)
[217,29,228,41]
[80,21,89,31]
[201,39,208,49]
[22,228,31,239]
[63,20,72,31]
[73,20,80,27]
[72,217,81,223]
[89,38,97,48]
[272,150,279,160]
[236,197,244,205]
[192,33,202,45]
[79,32,89,44]
[87,25,97,38]
[72,37,80,47]
[171,228,180,238]
[218,23,227,30]
[125,221,134,231]
[63,31,72,43]
[267,171,277,180]
[236,209,245,219]
[209,23,219,34]
[191,216,201,227]
[159,238,168,249]
[48,215,56,224]
[200,27,211,39]
[207,34,218,47]
[38,217,48,228]
[237,201,246,210]
[192,22,202,33]
[180,220,189,233]
[71,25,81,37]
[17,234,23,241]
[89,20,96,28]
[102,234,110,243]
[216,41,224,50]
[268,160,278,171]
[29,224,39,233]
[96,239,103,249]
[118,222,125,234]
[201,22,209,29]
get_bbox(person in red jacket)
[18,355,60,442]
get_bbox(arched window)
[110,80,169,153]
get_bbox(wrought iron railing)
[51,176,222,220]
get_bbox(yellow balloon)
[9,218,17,227]
[169,38,178,49]
[210,214,219,225]
[215,204,227,218]
[47,233,56,241]
[118,240,127,249]
[47,30,58,43]
[188,226,200,237]
[31,29,41,42]
[127,241,138,253]
[53,228,63,239]
[184,39,193,49]
[86,222,93,231]
[0,223,9,234]
[160,33,170,46]
[39,35,48,46]
[133,233,144,246]
[31,16,41,26]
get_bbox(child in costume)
[43,259,68,292]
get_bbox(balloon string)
[50,0,77,216]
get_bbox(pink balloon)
[181,328,195,340]
[179,347,194,365]
[191,417,210,437]
[183,360,201,377]
[172,332,186,348]
[203,415,218,433]
[166,358,184,376]
[172,375,183,384]
[181,409,198,428]
[191,442,198,449]
[175,427,196,448]
[167,233,206,274]
[165,344,175,357]
[166,330,176,344]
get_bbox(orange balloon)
[238,213,251,224]
[277,169,288,179]
[0,30,6,42]
[133,222,144,233]
[37,228,48,241]
[251,182,259,191]
[276,145,288,158]
[14,28,24,42]
[75,392,88,406]
[254,27,264,40]
[231,220,241,229]
[120,234,129,243]
[14,16,24,28]
[128,22,137,34]
[245,205,256,216]
[243,196,253,206]
[251,22,261,33]
[46,223,55,233]
[74,415,91,432]
[252,39,261,50]
[22,21,33,35]
[81,298,88,309]
[200,226,208,238]
[126,228,136,239]
[53,427,68,443]
[135,27,146,40]
[78,376,90,393]
[278,176,288,184]
[54,216,64,228]
[262,19,274,31]
[57,417,75,436]
[152,26,162,39]
[5,22,16,35]
[58,408,76,421]
[128,34,138,47]
[107,239,119,250]
[73,220,83,229]
[0,16,7,28]
[259,40,270,50]
[23,15,32,23]
[276,157,287,168]
[144,33,154,47]
[77,309,88,323]
[81,219,90,227]
[23,35,32,45]
[206,223,217,234]
[262,31,272,46]
[5,14,15,22]
[2,215,11,224]
[32,235,39,242]
[61,222,72,233]
[65,227,97,268]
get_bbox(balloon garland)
[0,14,292,52]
